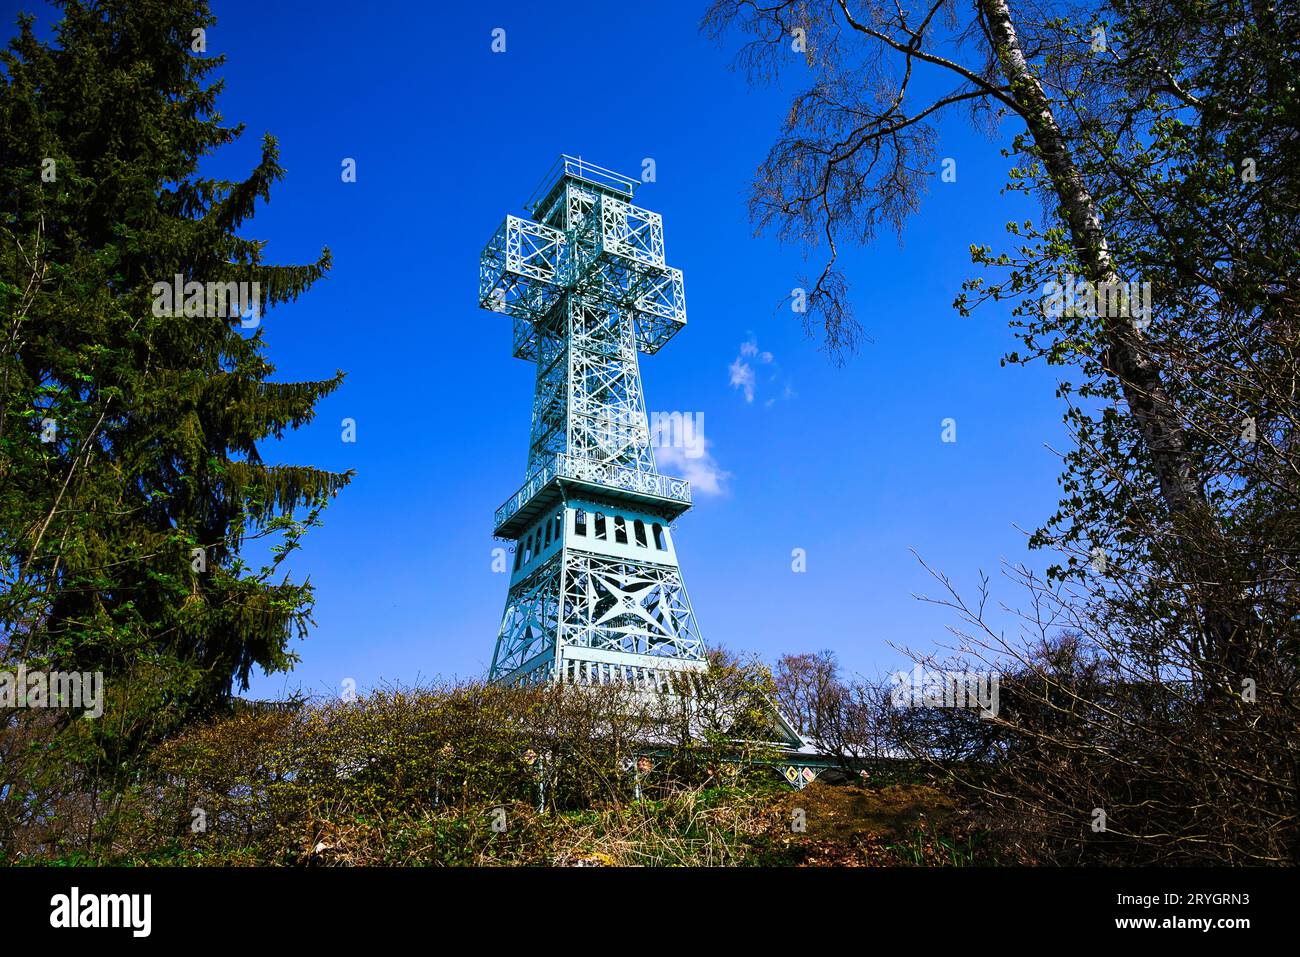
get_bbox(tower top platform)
[525,154,639,217]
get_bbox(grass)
[748,780,997,866]
[12,777,995,867]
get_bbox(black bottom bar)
[1,866,1287,943]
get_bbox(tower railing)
[493,452,692,533]
[524,154,638,215]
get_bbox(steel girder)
[526,330,569,474]
[490,541,706,686]
[522,295,653,478]
[558,551,702,660]
[490,552,563,680]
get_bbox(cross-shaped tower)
[478,156,708,687]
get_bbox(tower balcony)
[493,452,691,539]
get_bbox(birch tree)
[703,0,1291,679]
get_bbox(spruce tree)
[0,0,350,756]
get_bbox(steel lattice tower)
[478,156,707,688]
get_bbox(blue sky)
[13,0,1069,698]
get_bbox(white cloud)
[728,357,756,403]
[656,440,730,497]
[729,337,788,405]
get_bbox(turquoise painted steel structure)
[479,157,708,687]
